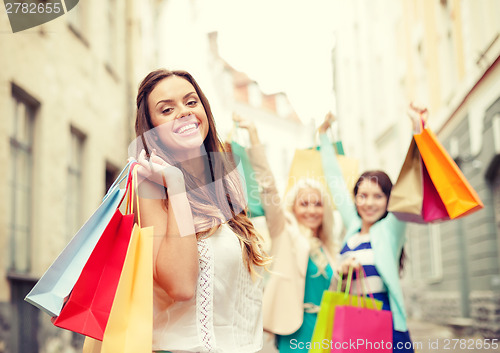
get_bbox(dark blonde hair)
[135,69,270,275]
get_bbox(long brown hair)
[353,170,406,273]
[135,69,270,275]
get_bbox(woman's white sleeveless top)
[152,223,264,353]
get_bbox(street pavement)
[257,319,498,353]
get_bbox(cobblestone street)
[258,319,499,353]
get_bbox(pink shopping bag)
[330,268,393,352]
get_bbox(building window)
[66,127,85,239]
[67,1,88,46]
[9,85,38,273]
[407,224,443,283]
[105,162,119,195]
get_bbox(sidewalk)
[407,319,497,353]
[258,320,498,353]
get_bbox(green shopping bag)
[230,125,265,218]
[308,268,383,353]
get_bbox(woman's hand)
[134,149,185,190]
[338,257,362,291]
[407,102,429,134]
[338,257,362,276]
[318,111,335,134]
[232,113,260,146]
[232,112,255,130]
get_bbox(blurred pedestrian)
[319,104,428,353]
[133,69,270,353]
[233,113,338,353]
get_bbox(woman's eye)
[161,107,173,114]
[187,100,197,106]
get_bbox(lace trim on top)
[196,239,216,352]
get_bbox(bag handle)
[119,161,137,213]
[121,162,141,225]
[356,267,380,310]
[343,267,363,307]
[342,266,354,299]
[341,266,380,310]
[131,164,142,228]
[103,160,134,202]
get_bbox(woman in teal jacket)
[319,105,426,353]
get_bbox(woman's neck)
[360,221,373,235]
[181,154,211,185]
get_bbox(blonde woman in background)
[233,114,338,353]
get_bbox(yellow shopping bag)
[286,148,359,207]
[83,164,153,353]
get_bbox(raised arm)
[318,112,359,229]
[407,101,428,134]
[232,113,286,238]
[135,150,199,302]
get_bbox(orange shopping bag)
[414,127,483,219]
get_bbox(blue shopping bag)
[25,162,132,317]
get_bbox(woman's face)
[293,187,324,233]
[147,76,209,156]
[355,179,388,226]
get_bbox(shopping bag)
[330,268,392,353]
[421,161,450,222]
[286,147,359,205]
[414,127,484,218]
[331,305,392,352]
[231,140,265,217]
[25,162,133,317]
[52,208,135,339]
[388,138,449,223]
[309,268,382,353]
[83,164,153,353]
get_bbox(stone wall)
[470,291,500,339]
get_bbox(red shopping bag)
[52,169,135,340]
[421,161,449,222]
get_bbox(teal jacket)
[319,133,409,332]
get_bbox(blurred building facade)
[0,1,310,352]
[205,32,311,194]
[154,0,314,195]
[154,0,314,246]
[204,31,313,246]
[333,0,500,338]
[0,1,157,352]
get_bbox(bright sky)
[199,0,338,124]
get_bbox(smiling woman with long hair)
[131,69,270,353]
[319,107,428,353]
